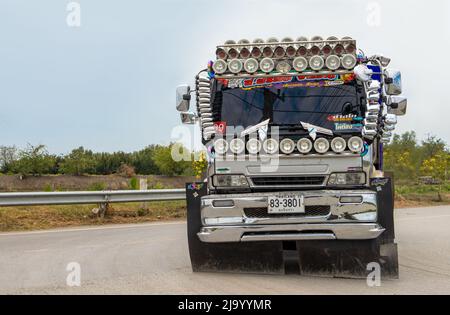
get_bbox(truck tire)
[185,183,284,274]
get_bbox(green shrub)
[43,184,53,192]
[129,177,139,190]
[88,182,106,191]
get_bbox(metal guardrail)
[0,189,186,207]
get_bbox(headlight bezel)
[213,174,249,188]
[327,172,366,186]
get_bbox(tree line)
[0,144,198,177]
[0,132,448,181]
[384,132,449,182]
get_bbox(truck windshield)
[211,80,363,133]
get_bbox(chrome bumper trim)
[201,189,377,225]
[198,223,385,243]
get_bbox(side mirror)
[176,85,191,112]
[180,111,197,124]
[386,96,407,116]
[384,69,402,95]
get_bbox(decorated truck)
[176,36,407,278]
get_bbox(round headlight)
[293,57,308,72]
[228,59,243,74]
[263,138,279,154]
[246,138,261,154]
[348,136,364,153]
[229,138,245,154]
[297,138,313,154]
[330,137,346,153]
[309,55,324,71]
[326,55,341,70]
[259,58,275,73]
[276,61,291,74]
[244,58,259,73]
[214,139,228,154]
[212,60,227,74]
[280,138,295,154]
[314,138,330,153]
[341,54,357,69]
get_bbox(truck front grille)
[251,176,326,186]
[243,206,331,218]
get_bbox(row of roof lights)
[215,36,356,60]
[213,55,357,74]
[212,36,357,75]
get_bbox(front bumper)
[199,189,384,242]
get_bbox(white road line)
[397,214,450,221]
[0,221,186,237]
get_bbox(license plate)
[268,195,304,214]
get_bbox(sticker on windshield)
[334,122,363,131]
[217,73,355,90]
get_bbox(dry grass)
[0,201,186,232]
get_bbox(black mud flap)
[186,179,398,279]
[186,183,284,274]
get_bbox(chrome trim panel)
[201,189,377,225]
[198,223,385,243]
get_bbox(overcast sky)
[0,0,449,153]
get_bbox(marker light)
[331,137,346,153]
[322,45,332,55]
[260,58,275,73]
[263,47,273,57]
[314,138,330,153]
[228,59,243,73]
[216,48,227,60]
[309,55,324,71]
[326,55,340,70]
[296,36,308,42]
[244,58,259,73]
[345,43,356,54]
[342,54,357,69]
[293,57,308,72]
[297,138,313,153]
[297,46,308,56]
[274,46,285,58]
[228,48,238,59]
[280,138,295,154]
[213,60,227,74]
[251,47,262,58]
[310,45,320,55]
[246,139,261,154]
[239,48,250,59]
[334,44,344,55]
[286,46,296,57]
[229,138,245,154]
[276,61,291,74]
[214,139,228,154]
[263,138,279,154]
[348,136,364,153]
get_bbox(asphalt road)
[1,206,450,294]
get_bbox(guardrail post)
[139,178,148,210]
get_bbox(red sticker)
[214,121,226,134]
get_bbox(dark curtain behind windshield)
[211,81,361,131]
